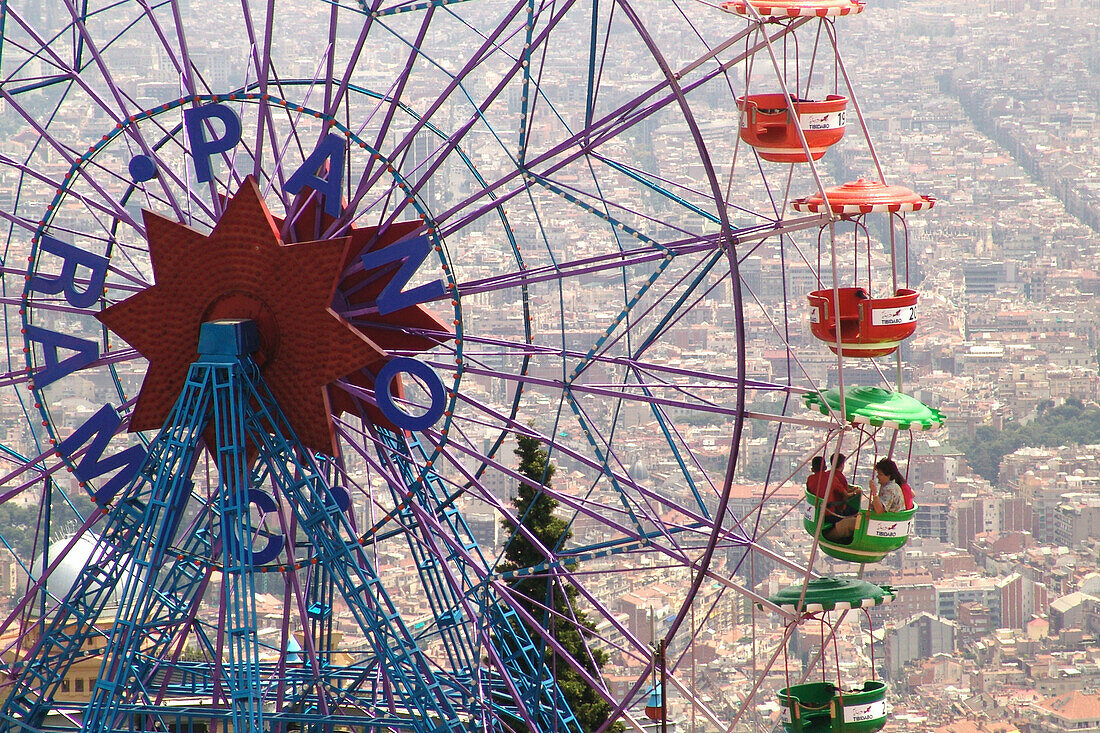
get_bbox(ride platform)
[721,0,865,18]
[791,179,935,216]
[766,576,894,614]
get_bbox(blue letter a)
[25,326,99,388]
[284,133,346,218]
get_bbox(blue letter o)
[375,358,445,431]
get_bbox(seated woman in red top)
[900,479,915,510]
[806,453,860,521]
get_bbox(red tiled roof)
[1036,690,1100,721]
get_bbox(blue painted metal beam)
[376,427,583,733]
[1,320,466,732]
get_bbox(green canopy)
[767,577,895,614]
[803,386,945,430]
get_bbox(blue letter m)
[56,404,148,505]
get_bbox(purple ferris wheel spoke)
[427,19,806,242]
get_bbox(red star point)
[276,187,453,432]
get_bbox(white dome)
[29,533,133,610]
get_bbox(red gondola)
[808,287,918,357]
[737,94,847,163]
[794,180,934,358]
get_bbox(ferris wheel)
[0,1,941,732]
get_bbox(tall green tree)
[498,433,621,733]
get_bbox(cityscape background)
[1,1,1100,731]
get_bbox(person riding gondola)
[806,453,861,526]
[825,458,906,543]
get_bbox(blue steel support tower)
[2,319,481,732]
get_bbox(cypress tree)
[498,433,621,733]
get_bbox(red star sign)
[275,186,452,433]
[98,176,389,457]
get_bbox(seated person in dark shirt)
[806,452,860,526]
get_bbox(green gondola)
[778,680,888,733]
[803,490,917,564]
[767,579,892,732]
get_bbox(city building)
[1028,690,1100,732]
[885,613,956,678]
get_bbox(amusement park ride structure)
[0,0,943,731]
